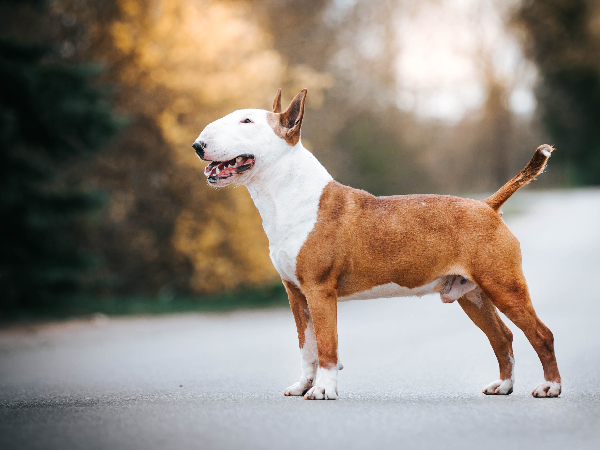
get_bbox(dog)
[192,89,561,400]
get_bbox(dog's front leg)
[283,281,318,396]
[302,285,339,400]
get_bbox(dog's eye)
[241,118,253,124]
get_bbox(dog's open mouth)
[204,154,256,183]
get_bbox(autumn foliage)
[74,0,333,296]
[1,0,598,310]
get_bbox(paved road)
[1,189,599,450]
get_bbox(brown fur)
[267,89,306,146]
[265,89,560,394]
[272,88,282,114]
[297,183,512,296]
[283,280,310,349]
[458,291,515,384]
[484,145,554,211]
[291,152,560,385]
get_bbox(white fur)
[482,379,514,395]
[304,367,338,400]
[284,311,318,396]
[196,109,332,285]
[246,148,332,286]
[338,280,442,302]
[532,381,561,398]
[482,355,515,395]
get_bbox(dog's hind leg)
[458,289,515,395]
[282,280,318,396]
[475,271,561,398]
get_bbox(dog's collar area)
[204,154,255,183]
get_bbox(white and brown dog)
[193,89,561,400]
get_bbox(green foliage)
[338,112,432,196]
[0,38,123,313]
[538,66,600,185]
[516,0,600,185]
[2,282,289,321]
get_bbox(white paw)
[303,367,338,400]
[482,379,514,395]
[532,381,561,398]
[284,379,312,396]
[304,385,338,400]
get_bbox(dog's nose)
[192,141,206,159]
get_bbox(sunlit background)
[1,0,600,317]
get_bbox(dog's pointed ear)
[267,89,307,146]
[272,88,282,113]
[280,89,306,130]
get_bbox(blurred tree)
[0,35,122,311]
[1,0,558,309]
[43,0,334,296]
[515,0,600,185]
[338,110,435,195]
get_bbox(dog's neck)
[245,143,333,259]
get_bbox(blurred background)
[1,0,600,319]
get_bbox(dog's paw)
[284,379,312,396]
[304,385,338,400]
[303,367,338,400]
[532,381,561,398]
[482,379,514,395]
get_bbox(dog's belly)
[337,279,442,302]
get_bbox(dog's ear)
[267,89,307,146]
[280,89,306,130]
[272,88,282,113]
[267,89,306,146]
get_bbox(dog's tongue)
[204,157,250,178]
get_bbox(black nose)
[192,141,206,159]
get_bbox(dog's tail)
[483,144,554,212]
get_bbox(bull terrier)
[192,89,561,400]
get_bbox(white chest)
[267,210,322,286]
[246,146,333,288]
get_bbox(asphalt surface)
[1,189,599,450]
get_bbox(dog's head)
[193,89,307,187]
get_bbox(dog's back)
[296,181,516,299]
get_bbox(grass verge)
[1,282,289,323]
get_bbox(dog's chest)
[249,181,331,288]
[265,200,323,287]
[246,147,334,288]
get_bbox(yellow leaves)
[172,189,276,293]
[158,99,199,167]
[110,0,286,106]
[110,21,135,54]
[119,0,142,18]
[288,64,334,109]
[103,0,333,293]
[109,0,335,118]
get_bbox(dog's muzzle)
[192,141,206,160]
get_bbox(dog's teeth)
[215,168,220,175]
[236,157,242,163]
